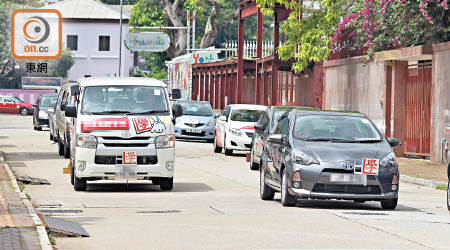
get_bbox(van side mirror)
[71,85,80,96]
[65,105,77,118]
[172,103,183,118]
[172,89,181,100]
[387,137,401,147]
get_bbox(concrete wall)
[63,20,133,81]
[323,59,386,133]
[431,42,450,162]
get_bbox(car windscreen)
[293,115,381,142]
[81,86,169,115]
[40,96,57,107]
[230,109,264,122]
[178,102,213,116]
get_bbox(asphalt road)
[1,114,450,250]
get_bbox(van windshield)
[81,86,169,115]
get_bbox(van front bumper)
[74,147,175,180]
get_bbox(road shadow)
[0,144,17,148]
[269,198,420,212]
[4,152,61,161]
[85,182,214,193]
[7,162,27,168]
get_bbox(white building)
[42,0,134,81]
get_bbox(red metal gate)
[404,63,432,156]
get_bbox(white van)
[65,77,183,191]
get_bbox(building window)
[67,35,78,51]
[99,36,110,51]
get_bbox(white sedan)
[213,104,266,155]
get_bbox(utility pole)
[118,0,123,76]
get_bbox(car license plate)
[186,128,202,134]
[330,174,366,184]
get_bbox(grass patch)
[48,233,56,245]
[17,181,25,191]
[435,183,448,190]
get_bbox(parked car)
[55,83,79,158]
[174,100,218,142]
[213,104,266,155]
[259,109,401,209]
[64,77,183,191]
[250,106,316,170]
[49,107,57,141]
[33,93,58,131]
[0,95,34,116]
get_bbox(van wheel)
[381,198,398,210]
[73,173,86,191]
[58,138,64,156]
[20,108,28,116]
[50,133,54,141]
[213,136,222,153]
[63,139,70,159]
[160,178,173,191]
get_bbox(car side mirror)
[60,104,66,111]
[172,89,181,100]
[214,113,221,119]
[387,137,401,147]
[219,115,226,122]
[65,105,77,118]
[172,103,183,118]
[268,134,283,144]
[254,124,264,132]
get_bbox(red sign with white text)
[362,158,379,175]
[81,118,129,133]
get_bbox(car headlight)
[77,134,97,149]
[380,152,398,173]
[229,128,242,136]
[155,134,175,148]
[292,149,319,165]
[38,111,48,119]
[380,152,397,166]
[207,119,215,126]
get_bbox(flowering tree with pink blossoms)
[256,0,450,72]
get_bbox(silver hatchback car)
[259,110,401,209]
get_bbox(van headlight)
[292,149,319,165]
[38,111,48,119]
[77,134,98,149]
[155,135,175,148]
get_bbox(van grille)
[103,143,149,147]
[95,156,158,165]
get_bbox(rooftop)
[41,0,130,20]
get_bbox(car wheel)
[160,178,173,191]
[250,148,259,170]
[19,108,28,116]
[281,170,296,207]
[37,126,42,131]
[447,179,450,211]
[223,135,233,156]
[50,132,54,141]
[260,166,275,200]
[73,172,87,191]
[70,162,74,186]
[206,139,214,143]
[381,198,398,210]
[58,138,64,156]
[213,135,222,153]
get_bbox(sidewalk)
[398,157,449,188]
[0,158,52,250]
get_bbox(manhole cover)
[343,212,388,216]
[42,215,89,237]
[39,209,83,214]
[136,210,181,214]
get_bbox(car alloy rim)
[21,109,27,115]
[260,168,265,195]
